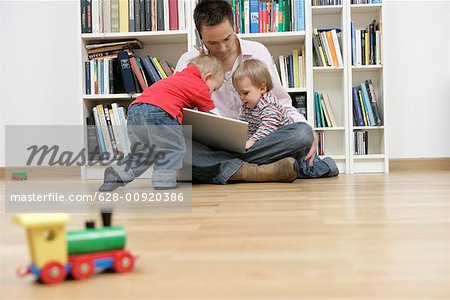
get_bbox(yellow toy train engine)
[13,209,137,284]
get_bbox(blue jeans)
[111,103,185,188]
[192,122,338,184]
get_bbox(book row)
[352,79,382,127]
[351,20,382,66]
[80,0,187,34]
[351,0,381,4]
[278,45,307,89]
[314,91,338,128]
[232,0,305,33]
[312,28,343,67]
[354,130,368,155]
[291,92,307,119]
[84,51,175,95]
[312,0,342,6]
[87,103,131,161]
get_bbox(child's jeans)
[110,103,185,189]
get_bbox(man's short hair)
[194,0,234,36]
[232,59,274,91]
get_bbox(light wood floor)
[1,169,449,300]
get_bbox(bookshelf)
[347,1,387,173]
[79,0,387,179]
[308,0,386,174]
[308,2,350,173]
[79,0,193,179]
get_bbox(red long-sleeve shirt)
[130,65,215,123]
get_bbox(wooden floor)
[1,170,449,299]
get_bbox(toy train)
[13,209,137,284]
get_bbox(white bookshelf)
[79,1,193,179]
[79,0,387,179]
[308,0,350,173]
[347,1,387,173]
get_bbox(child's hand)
[245,140,255,149]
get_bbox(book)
[85,39,143,50]
[152,56,167,78]
[111,103,129,156]
[323,94,338,127]
[366,80,382,125]
[103,106,120,158]
[331,29,343,67]
[296,0,305,31]
[134,0,140,31]
[320,94,332,127]
[91,107,107,160]
[119,0,129,32]
[168,0,178,30]
[145,0,151,31]
[96,104,114,159]
[86,116,101,161]
[140,55,161,84]
[352,87,364,126]
[118,50,137,93]
[129,0,135,32]
[156,0,164,30]
[325,30,338,67]
[292,93,307,119]
[360,82,375,126]
[249,0,259,33]
[129,57,148,90]
[111,0,119,32]
[159,59,174,77]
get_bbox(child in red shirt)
[99,55,224,191]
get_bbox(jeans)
[111,103,185,188]
[192,122,338,184]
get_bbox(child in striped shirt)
[232,59,295,149]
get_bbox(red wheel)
[113,251,135,273]
[71,259,94,280]
[40,261,67,284]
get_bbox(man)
[176,0,338,184]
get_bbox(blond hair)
[188,55,224,80]
[232,59,273,91]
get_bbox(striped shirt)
[241,91,295,142]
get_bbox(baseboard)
[390,158,450,172]
[0,166,80,180]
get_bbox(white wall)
[384,0,450,158]
[0,0,82,166]
[0,0,449,166]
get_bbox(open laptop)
[182,108,249,154]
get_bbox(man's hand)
[304,131,318,167]
[245,139,255,149]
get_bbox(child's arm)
[193,87,216,112]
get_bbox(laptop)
[182,108,249,154]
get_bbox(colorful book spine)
[360,82,375,126]
[352,87,364,126]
